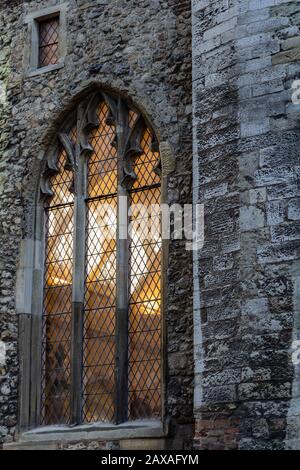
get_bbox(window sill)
[26,61,64,78]
[18,419,165,444]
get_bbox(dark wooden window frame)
[17,91,168,433]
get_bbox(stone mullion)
[114,111,130,424]
[70,111,87,425]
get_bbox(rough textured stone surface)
[0,0,192,449]
[192,0,300,451]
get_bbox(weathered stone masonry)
[1,0,300,451]
[193,0,300,450]
[0,0,192,449]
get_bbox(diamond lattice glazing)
[82,105,117,422]
[128,147,161,419]
[41,100,161,425]
[41,136,75,425]
[39,17,59,68]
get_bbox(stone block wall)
[1,0,299,451]
[192,0,300,450]
[0,0,192,449]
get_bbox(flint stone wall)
[0,0,192,449]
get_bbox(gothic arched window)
[39,92,162,426]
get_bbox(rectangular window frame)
[24,3,68,77]
[38,16,60,69]
[17,195,167,438]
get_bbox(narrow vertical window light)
[83,102,118,423]
[38,16,60,68]
[41,128,76,425]
[40,93,162,426]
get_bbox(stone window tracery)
[24,3,67,77]
[39,92,162,426]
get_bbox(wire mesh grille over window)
[38,17,59,68]
[41,98,162,426]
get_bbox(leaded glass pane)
[41,97,161,425]
[128,132,161,420]
[41,135,74,425]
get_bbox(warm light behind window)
[41,101,161,425]
[41,131,75,425]
[128,128,161,420]
[82,103,118,423]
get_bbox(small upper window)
[38,16,60,68]
[25,4,67,76]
